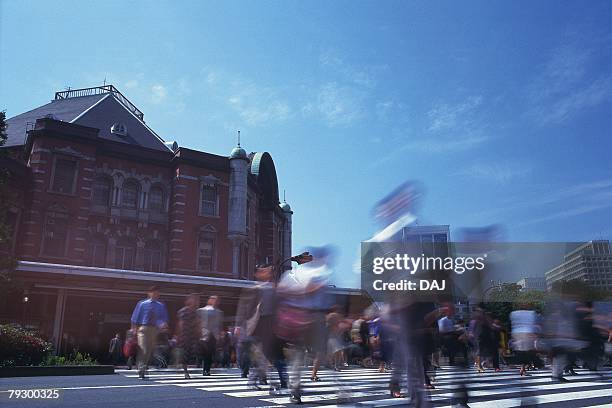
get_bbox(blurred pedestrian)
[130,285,169,379]
[235,264,287,389]
[276,246,335,404]
[108,333,123,366]
[176,294,200,379]
[510,305,539,376]
[198,295,223,376]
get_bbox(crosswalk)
[116,365,612,407]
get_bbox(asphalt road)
[1,366,611,408]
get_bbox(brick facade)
[3,92,292,279]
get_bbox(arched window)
[197,226,216,272]
[92,177,112,206]
[200,185,218,216]
[149,186,164,212]
[144,240,162,272]
[115,237,135,269]
[122,180,139,209]
[90,236,107,267]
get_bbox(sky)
[2,0,612,288]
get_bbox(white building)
[516,276,547,292]
[545,240,612,291]
[400,224,451,257]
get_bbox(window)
[90,236,107,267]
[197,227,216,272]
[42,212,69,257]
[246,199,250,232]
[115,239,135,269]
[122,181,139,209]
[92,177,112,206]
[149,186,164,212]
[240,245,249,279]
[421,235,434,257]
[51,158,77,194]
[144,241,162,272]
[200,185,217,216]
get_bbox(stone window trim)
[196,224,218,273]
[147,183,167,213]
[89,234,108,267]
[198,175,223,218]
[143,239,164,272]
[115,237,137,270]
[40,208,70,259]
[121,179,141,210]
[91,175,114,207]
[48,154,79,196]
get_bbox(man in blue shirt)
[131,285,169,379]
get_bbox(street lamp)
[275,251,313,281]
[21,291,30,328]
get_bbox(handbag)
[123,337,137,358]
[274,305,313,341]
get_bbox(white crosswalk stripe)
[117,366,612,407]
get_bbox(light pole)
[21,291,29,328]
[275,251,313,282]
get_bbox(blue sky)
[2,1,612,287]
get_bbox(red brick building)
[0,85,365,358]
[0,85,306,356]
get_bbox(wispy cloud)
[124,79,139,89]
[454,162,531,184]
[301,50,389,127]
[481,177,612,227]
[151,84,167,103]
[228,93,291,126]
[319,50,379,88]
[427,96,483,132]
[303,82,365,126]
[526,40,612,125]
[368,133,489,169]
[518,202,612,227]
[201,69,292,127]
[536,77,612,125]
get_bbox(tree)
[0,110,18,298]
[483,283,546,328]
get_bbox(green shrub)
[41,350,98,366]
[0,324,52,367]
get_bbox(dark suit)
[108,337,123,365]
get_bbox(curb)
[0,365,115,377]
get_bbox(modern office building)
[400,224,451,257]
[544,240,612,292]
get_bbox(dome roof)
[229,146,247,159]
[279,202,292,212]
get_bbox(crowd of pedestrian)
[113,272,611,406]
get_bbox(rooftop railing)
[54,85,145,121]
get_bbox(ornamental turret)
[228,131,249,277]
